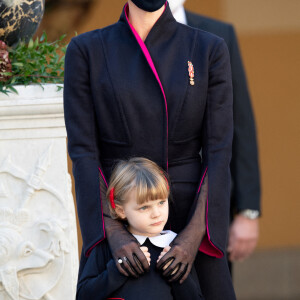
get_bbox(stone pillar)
[0,84,78,300]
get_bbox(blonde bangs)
[134,172,169,204]
[107,157,170,219]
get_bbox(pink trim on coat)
[198,168,223,258]
[198,192,224,258]
[98,167,108,238]
[86,237,106,257]
[197,167,208,194]
[99,167,108,188]
[85,167,108,257]
[124,3,169,170]
[98,167,108,240]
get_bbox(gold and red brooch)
[187,61,195,86]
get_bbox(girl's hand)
[157,246,178,275]
[157,246,171,263]
[140,246,151,265]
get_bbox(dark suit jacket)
[186,11,261,214]
[64,4,233,258]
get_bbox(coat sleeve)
[197,38,234,257]
[76,243,128,300]
[64,38,107,256]
[227,25,261,213]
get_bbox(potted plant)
[0,32,66,95]
[0,0,66,95]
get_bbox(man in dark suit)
[168,0,261,263]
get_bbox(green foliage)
[0,32,67,95]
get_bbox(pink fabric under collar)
[198,167,224,258]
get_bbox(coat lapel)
[119,3,197,155]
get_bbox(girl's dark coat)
[76,239,204,300]
[64,4,233,258]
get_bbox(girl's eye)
[139,206,148,211]
[159,200,166,205]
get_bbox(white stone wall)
[0,84,78,300]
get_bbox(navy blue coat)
[64,3,233,259]
[185,11,260,214]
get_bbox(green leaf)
[8,86,18,94]
[28,38,34,49]
[40,32,46,42]
[12,62,24,67]
[59,34,66,41]
[34,37,39,48]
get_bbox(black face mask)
[131,0,166,12]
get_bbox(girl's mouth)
[151,221,163,226]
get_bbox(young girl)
[76,157,204,300]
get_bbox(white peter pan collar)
[133,230,177,248]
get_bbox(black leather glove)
[157,174,208,284]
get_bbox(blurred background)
[36,1,300,299]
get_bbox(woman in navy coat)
[64,1,236,298]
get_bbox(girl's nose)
[151,206,161,218]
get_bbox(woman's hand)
[104,217,150,277]
[156,228,203,284]
[157,246,178,276]
[140,246,151,265]
[157,246,170,263]
[157,175,208,283]
[157,172,208,283]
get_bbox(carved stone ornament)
[0,84,78,300]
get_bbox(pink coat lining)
[198,167,223,258]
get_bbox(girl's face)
[116,188,169,237]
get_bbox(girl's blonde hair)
[106,157,170,220]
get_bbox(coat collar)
[119,1,178,47]
[133,230,177,247]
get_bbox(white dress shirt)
[172,4,188,25]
